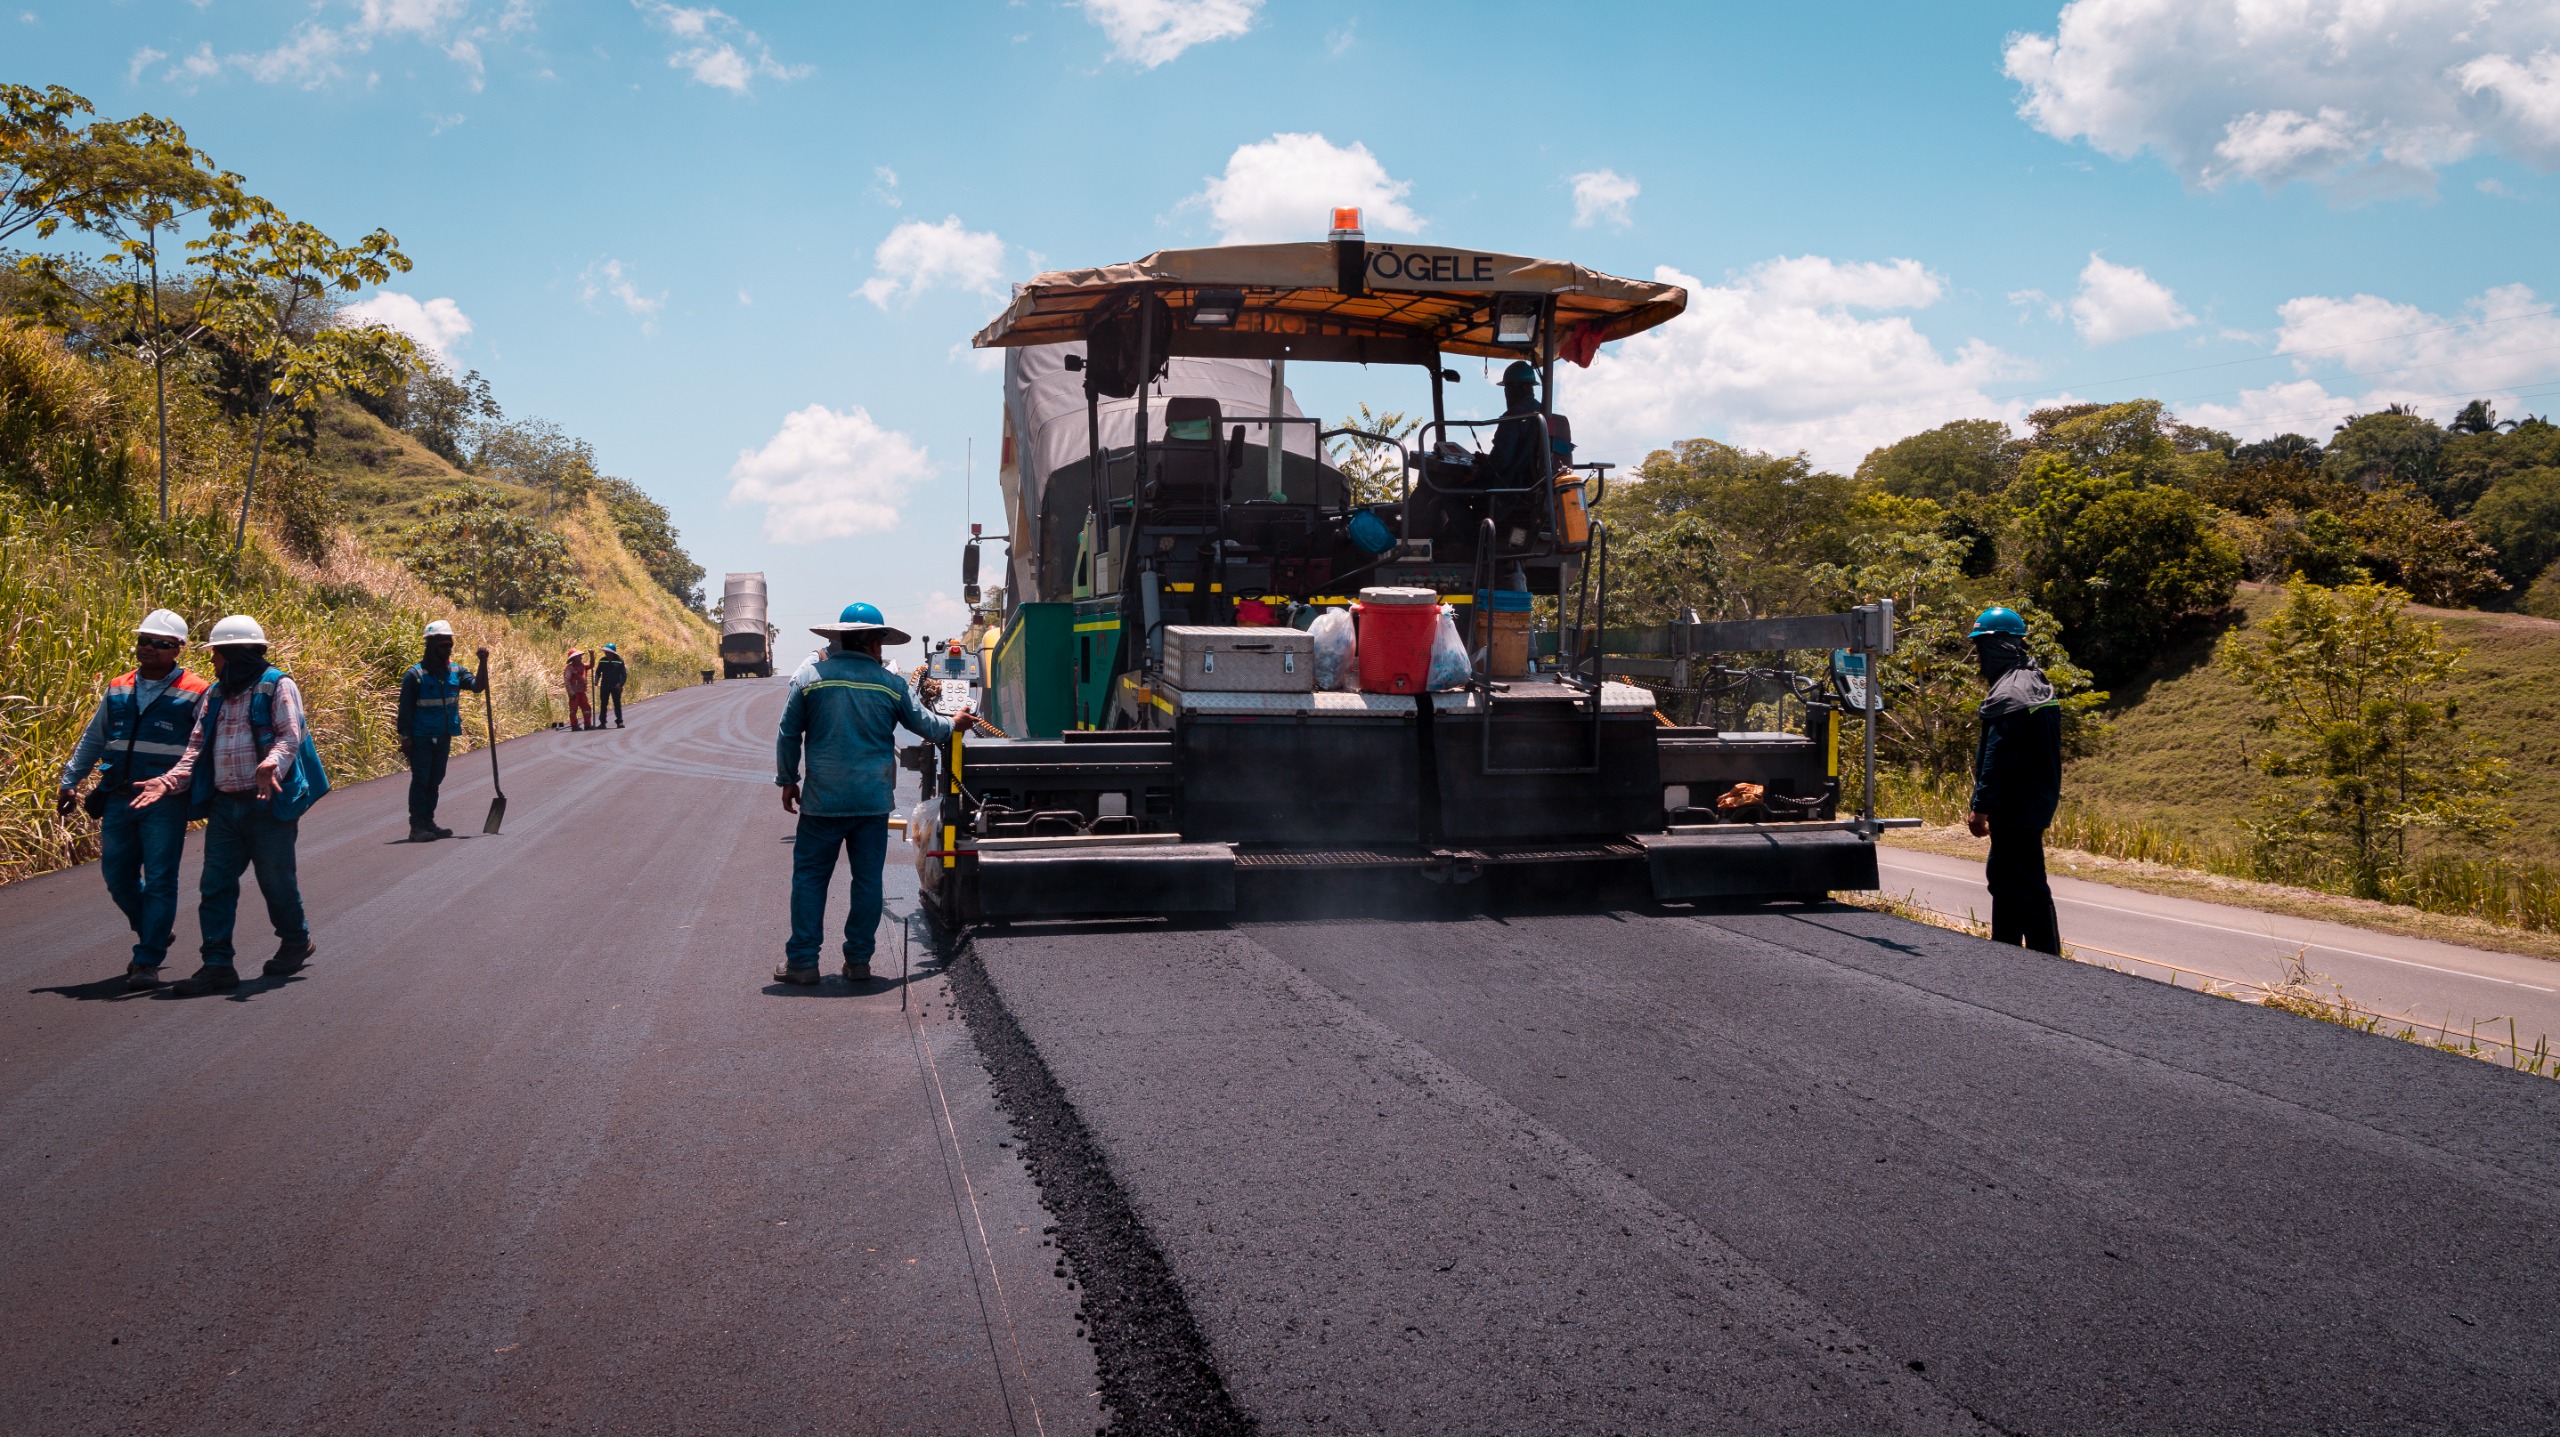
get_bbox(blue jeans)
[786,811,889,969]
[407,735,451,827]
[198,794,308,967]
[100,796,190,967]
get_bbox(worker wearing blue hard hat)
[1966,605,2062,955]
[771,601,979,988]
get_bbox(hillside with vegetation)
[0,83,714,885]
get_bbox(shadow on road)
[31,971,305,1003]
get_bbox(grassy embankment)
[1880,583,2560,941]
[0,323,714,884]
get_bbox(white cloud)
[2183,282,2560,437]
[136,0,496,90]
[2003,0,2560,195]
[1569,169,1640,229]
[856,217,1007,309]
[579,258,665,331]
[339,291,474,361]
[1081,0,1258,68]
[127,47,167,82]
[727,405,934,542]
[634,0,810,93]
[2069,254,2193,345]
[1573,256,2014,470]
[868,165,901,208]
[1194,132,1421,245]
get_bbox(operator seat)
[1151,397,1229,512]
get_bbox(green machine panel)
[989,599,1126,737]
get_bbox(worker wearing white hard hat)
[135,613,327,996]
[55,609,213,990]
[397,619,489,841]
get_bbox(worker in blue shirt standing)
[395,620,489,842]
[773,602,978,986]
[55,608,213,990]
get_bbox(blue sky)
[12,0,2559,655]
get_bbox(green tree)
[2345,482,2505,605]
[473,415,596,514]
[1599,439,1863,620]
[192,198,413,554]
[2216,577,2511,898]
[1327,404,1416,505]
[1855,418,2014,503]
[2325,406,2448,508]
[2438,415,2560,516]
[596,475,706,612]
[2008,453,2241,680]
[2016,399,2229,487]
[399,486,588,624]
[2464,466,2560,590]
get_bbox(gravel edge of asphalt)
[946,939,1256,1437]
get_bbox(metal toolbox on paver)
[1159,626,1316,693]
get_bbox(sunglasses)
[138,636,184,650]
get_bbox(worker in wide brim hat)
[771,603,976,989]
[1965,606,2063,956]
[563,644,595,731]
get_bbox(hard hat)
[205,614,267,648]
[1499,360,1539,387]
[1969,606,2028,639]
[604,642,617,651]
[424,619,454,639]
[135,609,189,642]
[567,645,583,655]
[811,600,912,646]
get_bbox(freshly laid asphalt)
[972,907,2560,1435]
[9,675,2560,1434]
[0,680,1097,1437]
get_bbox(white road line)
[1876,861,2557,994]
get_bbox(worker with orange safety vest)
[55,609,212,991]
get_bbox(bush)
[2009,454,2240,681]
[399,486,587,625]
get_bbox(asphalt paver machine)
[911,220,1911,925]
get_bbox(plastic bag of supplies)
[1309,608,1356,690]
[1428,607,1472,690]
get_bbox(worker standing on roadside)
[132,615,326,996]
[564,646,594,731]
[396,620,489,842]
[1964,607,2064,956]
[54,609,211,991]
[594,642,627,729]
[773,602,977,987]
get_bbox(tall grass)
[1877,768,2560,938]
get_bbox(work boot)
[170,964,239,997]
[263,939,314,978]
[615,719,624,729]
[123,963,162,992]
[772,964,820,986]
[430,825,454,839]
[409,823,441,842]
[842,960,872,983]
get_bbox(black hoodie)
[1970,657,2063,826]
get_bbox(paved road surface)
[0,680,1097,1437]
[974,909,2560,1435]
[1875,844,2560,1046]
[11,678,2560,1434]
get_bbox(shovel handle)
[483,683,503,792]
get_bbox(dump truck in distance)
[720,572,773,678]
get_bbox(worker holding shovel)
[396,620,489,842]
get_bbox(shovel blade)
[482,793,507,835]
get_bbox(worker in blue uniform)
[395,620,489,842]
[773,602,978,986]
[1965,606,2064,955]
[56,609,213,990]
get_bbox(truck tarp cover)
[1000,346,1320,600]
[720,573,767,638]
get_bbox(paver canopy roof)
[972,242,1687,365]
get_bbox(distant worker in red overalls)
[564,646,594,731]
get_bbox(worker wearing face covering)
[1964,607,2064,956]
[134,615,328,996]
